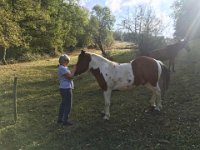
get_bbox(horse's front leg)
[172,58,175,72]
[103,89,112,120]
[168,60,171,72]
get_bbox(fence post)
[13,77,18,122]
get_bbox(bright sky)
[80,0,176,38]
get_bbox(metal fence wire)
[0,61,58,126]
[0,72,15,125]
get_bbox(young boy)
[57,54,76,126]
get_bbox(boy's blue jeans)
[58,88,72,123]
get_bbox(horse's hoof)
[154,107,161,111]
[100,111,105,117]
[103,115,110,120]
[144,106,156,112]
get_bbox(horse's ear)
[81,50,85,55]
[184,36,190,41]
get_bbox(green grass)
[0,40,200,150]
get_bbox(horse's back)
[149,48,170,61]
[131,56,159,87]
[149,44,182,61]
[106,63,134,90]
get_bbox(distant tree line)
[114,1,200,54]
[1,0,199,64]
[115,4,167,55]
[0,0,115,64]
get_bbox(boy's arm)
[64,66,76,80]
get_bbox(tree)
[62,4,89,49]
[172,0,200,39]
[89,5,115,56]
[0,1,23,64]
[0,0,115,63]
[12,0,89,55]
[14,0,54,54]
[118,4,165,54]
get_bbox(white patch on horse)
[155,59,163,80]
[89,54,134,90]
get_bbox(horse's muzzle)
[74,72,79,76]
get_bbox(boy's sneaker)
[57,120,63,123]
[63,121,73,126]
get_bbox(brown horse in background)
[147,39,191,72]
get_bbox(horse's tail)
[159,62,170,97]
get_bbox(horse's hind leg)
[154,84,162,111]
[103,89,112,120]
[146,83,162,111]
[172,58,175,72]
[169,58,175,72]
[145,84,156,110]
[168,60,171,72]
[149,91,156,107]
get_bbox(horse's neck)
[168,42,185,52]
[89,54,115,70]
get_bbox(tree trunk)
[94,36,112,60]
[98,40,107,57]
[95,36,107,57]
[2,47,7,65]
[97,41,114,60]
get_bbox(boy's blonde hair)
[59,54,70,64]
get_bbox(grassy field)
[0,40,200,150]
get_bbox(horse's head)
[181,39,191,52]
[74,50,91,76]
[185,44,191,52]
[177,38,191,52]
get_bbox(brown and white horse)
[147,39,191,72]
[75,50,170,120]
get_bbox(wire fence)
[0,75,16,125]
[0,60,58,127]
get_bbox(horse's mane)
[89,52,118,64]
[166,40,186,50]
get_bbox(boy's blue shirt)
[58,65,74,89]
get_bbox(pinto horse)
[147,39,191,72]
[75,50,170,120]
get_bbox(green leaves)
[0,1,115,62]
[89,5,115,52]
[173,0,200,39]
[0,6,23,48]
